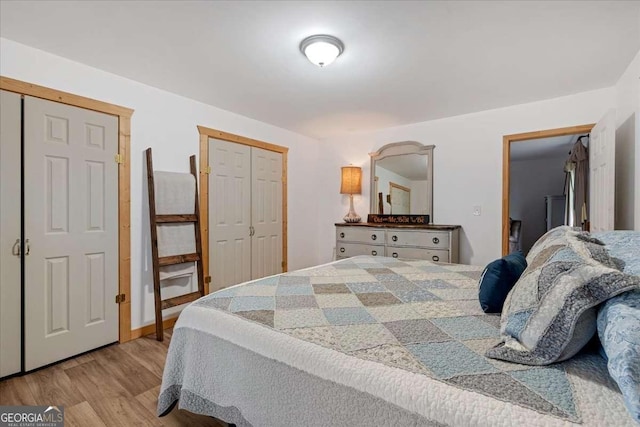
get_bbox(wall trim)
[502,124,595,255]
[197,125,288,294]
[0,76,134,343]
[130,315,179,340]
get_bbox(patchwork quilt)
[159,256,634,427]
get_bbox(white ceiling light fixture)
[300,35,344,67]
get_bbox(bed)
[158,252,637,427]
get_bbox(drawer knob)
[339,247,345,253]
[392,235,398,242]
[371,250,377,256]
[392,252,398,258]
[432,237,440,244]
[339,232,345,238]
[371,234,377,241]
[432,255,440,262]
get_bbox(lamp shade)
[340,166,362,195]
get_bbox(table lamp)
[340,166,362,223]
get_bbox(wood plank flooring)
[0,329,227,427]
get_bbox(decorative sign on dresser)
[335,223,461,263]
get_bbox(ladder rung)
[158,253,200,266]
[155,214,197,223]
[161,291,202,309]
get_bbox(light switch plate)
[473,206,481,216]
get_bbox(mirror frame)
[369,141,435,221]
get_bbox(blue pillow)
[592,231,640,276]
[598,289,640,422]
[478,251,527,313]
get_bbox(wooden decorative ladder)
[145,148,205,341]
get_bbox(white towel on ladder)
[154,171,197,281]
[159,262,195,281]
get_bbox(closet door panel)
[251,147,282,280]
[0,90,22,378]
[209,138,251,292]
[23,96,119,371]
[589,109,616,232]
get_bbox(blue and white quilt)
[159,256,634,426]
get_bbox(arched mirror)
[369,141,434,222]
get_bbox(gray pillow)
[486,226,640,365]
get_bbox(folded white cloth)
[154,171,195,215]
[159,262,196,281]
[153,171,198,279]
[157,223,196,258]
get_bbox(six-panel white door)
[209,138,252,292]
[0,90,22,377]
[589,109,616,232]
[23,96,119,370]
[390,183,411,215]
[251,147,283,280]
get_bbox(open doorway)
[502,124,594,256]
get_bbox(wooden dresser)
[335,223,461,263]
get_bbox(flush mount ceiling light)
[300,35,344,67]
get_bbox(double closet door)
[0,91,119,376]
[209,138,283,291]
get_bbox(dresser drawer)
[336,227,385,244]
[386,247,449,263]
[386,230,450,249]
[336,243,385,258]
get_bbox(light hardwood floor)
[0,329,227,427]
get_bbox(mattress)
[158,256,634,426]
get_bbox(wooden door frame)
[502,124,594,256]
[198,125,289,294]
[0,76,134,343]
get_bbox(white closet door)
[251,147,283,279]
[589,109,616,232]
[209,138,251,292]
[0,90,22,377]
[23,96,119,370]
[390,183,411,215]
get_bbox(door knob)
[339,232,345,238]
[392,252,398,258]
[339,247,345,253]
[371,250,377,256]
[432,237,440,244]
[392,235,398,242]
[371,234,377,240]
[11,239,20,256]
[432,255,439,262]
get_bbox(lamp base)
[343,194,362,223]
[343,213,362,223]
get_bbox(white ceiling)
[510,134,585,161]
[1,1,639,139]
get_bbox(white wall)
[317,88,617,266]
[614,49,640,230]
[509,156,567,254]
[0,38,321,330]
